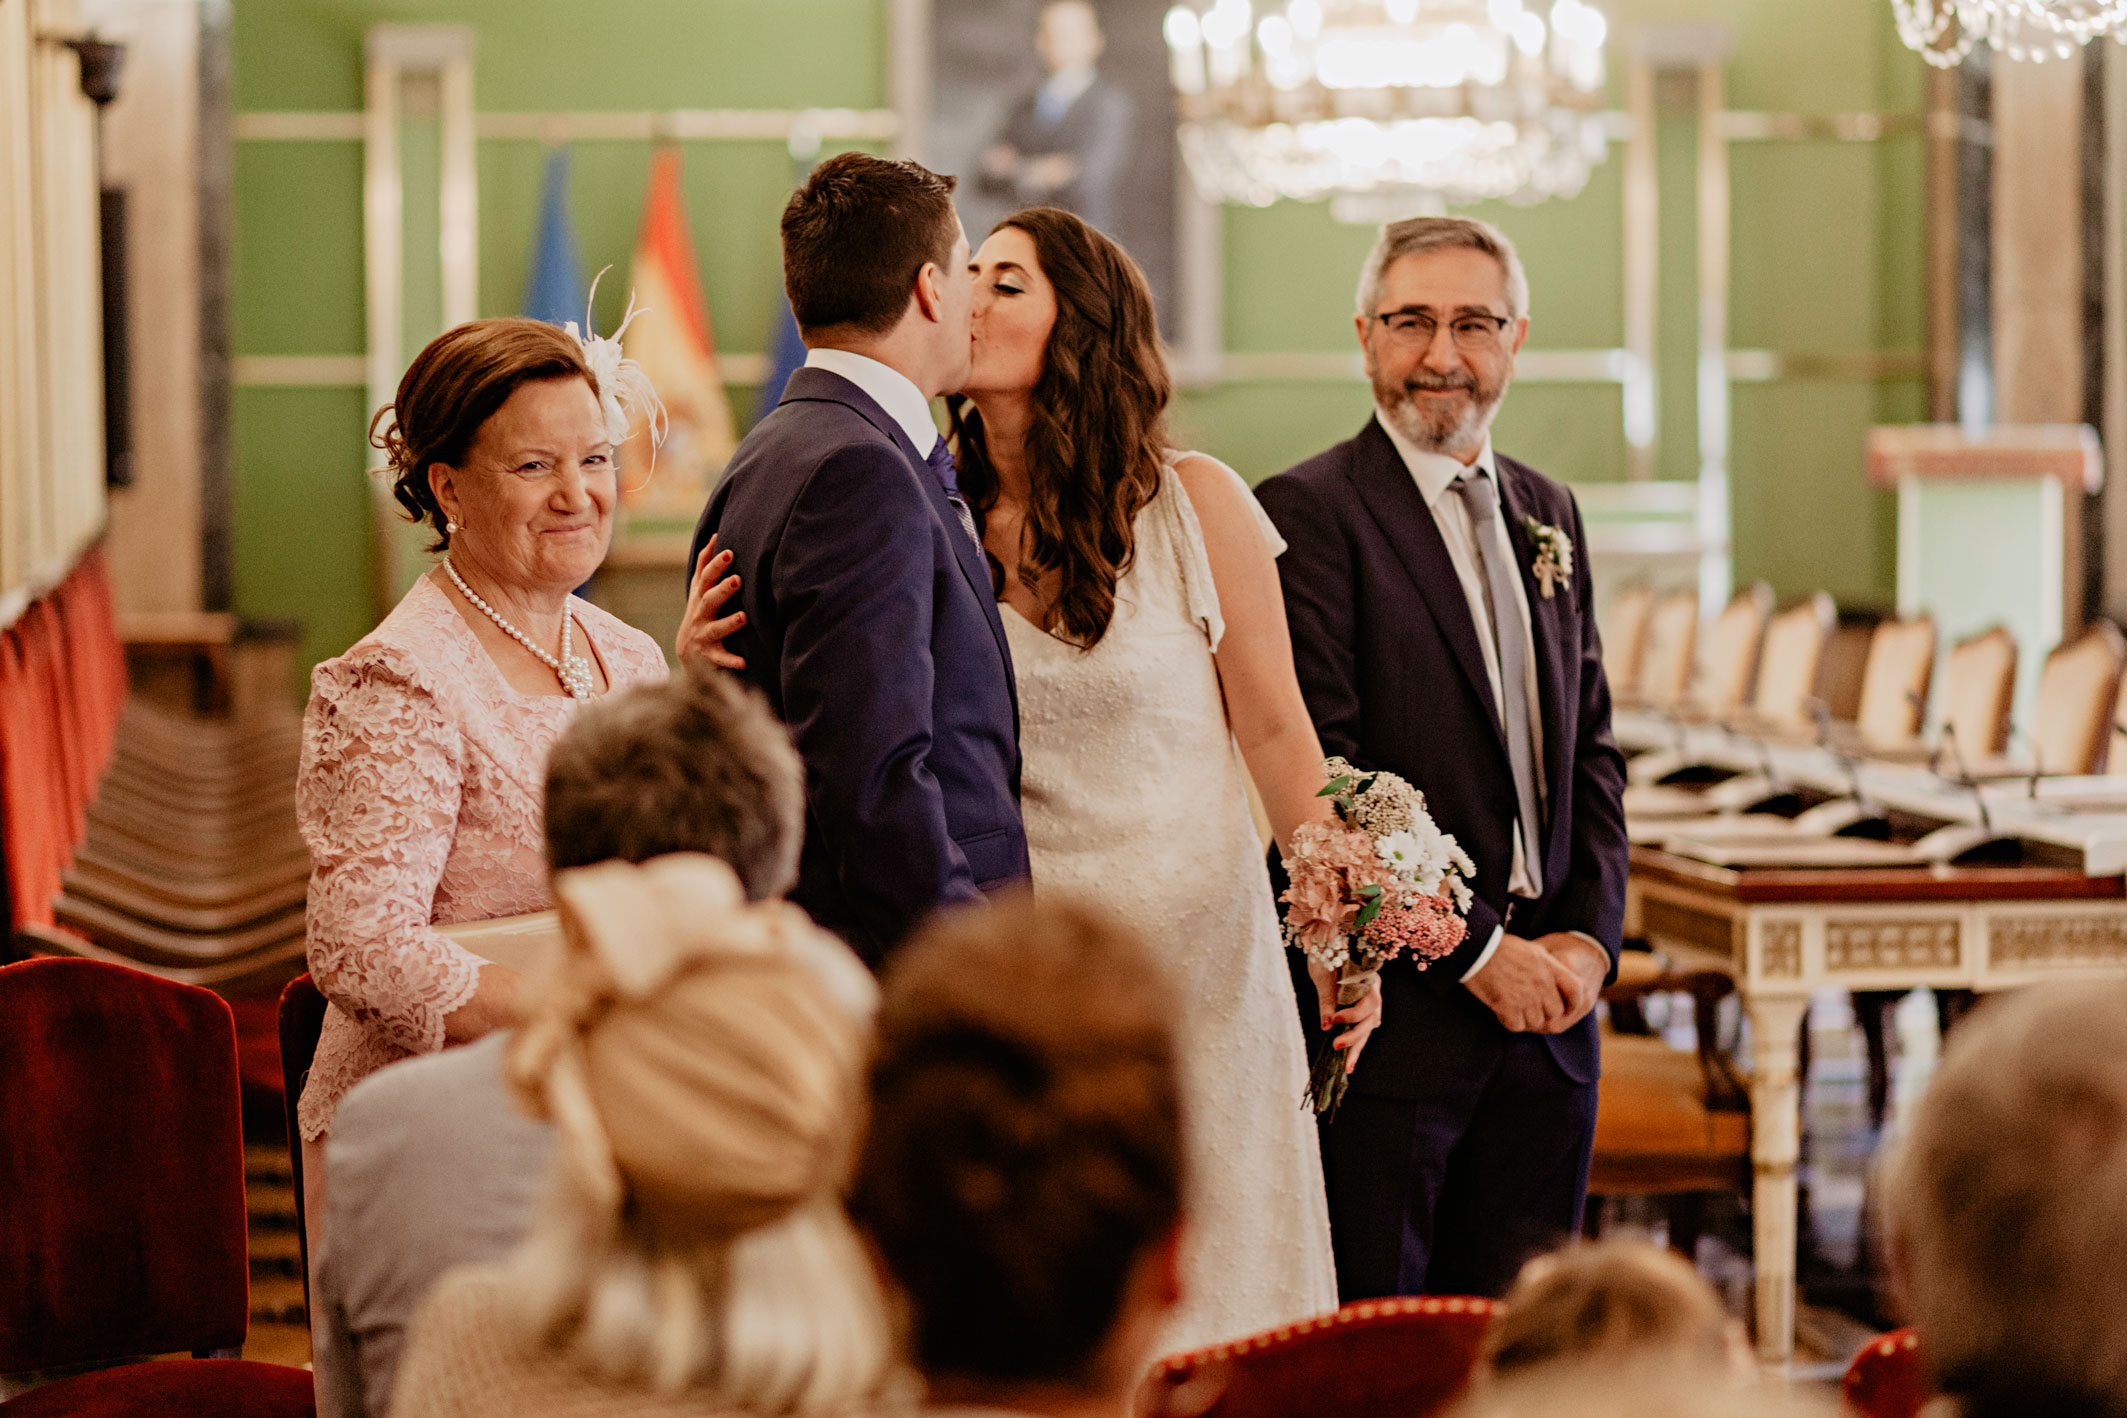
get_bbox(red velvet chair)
[0,957,314,1415]
[1843,1328,1930,1418]
[1139,1297,1499,1418]
[277,973,329,1321]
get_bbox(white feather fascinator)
[565,266,668,458]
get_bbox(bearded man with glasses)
[1256,215,1629,1302]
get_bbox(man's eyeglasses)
[1373,310,1513,352]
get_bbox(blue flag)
[754,289,808,423]
[523,148,584,326]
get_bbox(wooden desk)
[1626,847,2127,1370]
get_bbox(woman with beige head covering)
[389,852,893,1418]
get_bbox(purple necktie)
[928,437,982,549]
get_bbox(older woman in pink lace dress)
[294,318,741,1238]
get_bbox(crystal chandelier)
[1162,0,1611,216]
[1892,0,2127,64]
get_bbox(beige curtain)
[0,0,108,627]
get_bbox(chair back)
[1600,584,1657,700]
[1751,593,1835,728]
[278,973,329,1322]
[2032,622,2126,776]
[1813,618,1877,723]
[0,958,250,1370]
[1141,1298,1497,1418]
[1842,1328,1929,1418]
[1942,626,2017,762]
[1855,617,1936,749]
[1690,584,1773,716]
[1635,590,1699,710]
[2109,664,2127,772]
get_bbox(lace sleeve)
[298,650,486,1057]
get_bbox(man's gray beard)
[1375,375,1506,457]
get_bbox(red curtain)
[0,548,128,929]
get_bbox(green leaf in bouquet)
[1318,776,1353,798]
[1355,895,1385,929]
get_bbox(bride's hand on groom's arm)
[1306,959,1384,1076]
[1467,932,1605,1034]
[676,538,747,671]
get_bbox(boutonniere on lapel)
[1521,517,1574,598]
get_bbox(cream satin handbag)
[440,910,565,974]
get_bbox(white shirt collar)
[804,346,940,454]
[1373,408,1497,510]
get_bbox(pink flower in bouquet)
[1281,820,1389,956]
[1363,892,1468,970]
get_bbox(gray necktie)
[1452,469,1545,896]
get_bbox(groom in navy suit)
[1257,216,1629,1300]
[687,152,1028,965]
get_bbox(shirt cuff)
[1459,924,1505,982]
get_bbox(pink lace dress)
[294,574,667,1142]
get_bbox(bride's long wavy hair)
[948,207,1171,651]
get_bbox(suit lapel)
[1495,454,1571,836]
[779,370,1018,691]
[1344,419,1507,755]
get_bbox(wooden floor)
[243,1144,311,1369]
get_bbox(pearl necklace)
[443,555,599,700]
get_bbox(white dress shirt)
[1376,411,1594,982]
[804,346,940,455]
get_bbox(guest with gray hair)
[1256,215,1628,1300]
[311,667,815,1418]
[1883,979,2127,1418]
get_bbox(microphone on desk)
[1810,697,1872,812]
[2007,722,2042,801]
[1930,726,1994,834]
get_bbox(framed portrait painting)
[914,0,1191,340]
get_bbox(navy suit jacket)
[1256,419,1629,1097]
[688,367,1029,965]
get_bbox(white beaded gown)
[1001,454,1339,1354]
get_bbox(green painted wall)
[231,0,1927,672]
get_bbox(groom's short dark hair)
[782,151,960,337]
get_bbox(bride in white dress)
[946,208,1383,1354]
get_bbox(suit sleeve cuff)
[1458,924,1505,983]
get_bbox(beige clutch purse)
[440,909,566,974]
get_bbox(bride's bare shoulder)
[1170,450,1252,515]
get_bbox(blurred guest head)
[1482,1240,1751,1384]
[954,206,1170,649]
[1037,0,1105,76]
[1885,980,2127,1417]
[371,318,615,590]
[851,893,1185,1406]
[497,854,890,1412]
[1453,1366,1835,1418]
[543,664,803,897]
[780,151,971,393]
[1354,216,1530,461]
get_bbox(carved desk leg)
[1746,991,1810,1371]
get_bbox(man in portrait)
[978,0,1135,234]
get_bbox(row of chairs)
[18,618,310,999]
[4,954,1922,1418]
[1604,581,2127,778]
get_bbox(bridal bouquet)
[1282,757,1475,1119]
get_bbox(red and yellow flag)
[619,147,737,518]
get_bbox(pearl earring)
[446,520,457,534]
